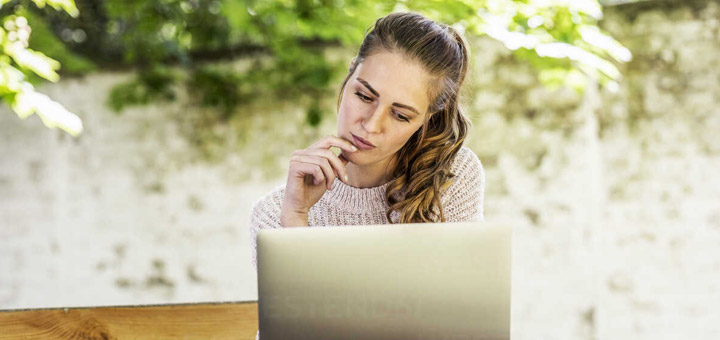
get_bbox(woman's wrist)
[280,207,309,227]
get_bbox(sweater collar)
[322,178,392,212]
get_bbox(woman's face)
[337,51,432,169]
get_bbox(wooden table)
[0,301,258,339]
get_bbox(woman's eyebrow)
[357,78,380,97]
[357,77,420,116]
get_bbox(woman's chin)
[340,150,355,163]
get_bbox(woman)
[249,10,484,271]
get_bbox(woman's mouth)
[351,133,376,150]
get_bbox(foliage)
[107,64,177,112]
[22,8,94,74]
[9,0,630,126]
[0,0,83,136]
[473,0,632,91]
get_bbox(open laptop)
[256,221,511,340]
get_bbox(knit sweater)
[248,146,485,339]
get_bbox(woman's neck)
[345,156,396,188]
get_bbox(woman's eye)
[394,111,410,122]
[354,91,408,122]
[354,92,371,102]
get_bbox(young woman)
[249,11,485,270]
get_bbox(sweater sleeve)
[440,146,485,222]
[249,185,284,272]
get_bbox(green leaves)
[472,0,630,90]
[3,0,631,131]
[28,0,79,17]
[5,40,60,81]
[11,83,83,136]
[107,65,177,112]
[1,2,83,137]
[217,0,630,112]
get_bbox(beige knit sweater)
[248,146,484,339]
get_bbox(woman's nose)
[362,107,384,134]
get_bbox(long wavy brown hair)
[336,12,471,223]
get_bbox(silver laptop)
[256,221,512,340]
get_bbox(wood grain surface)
[0,301,258,339]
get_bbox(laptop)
[256,221,512,340]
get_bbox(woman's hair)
[336,11,471,223]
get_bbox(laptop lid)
[257,221,512,340]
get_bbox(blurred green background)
[2,0,631,135]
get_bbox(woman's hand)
[280,135,358,227]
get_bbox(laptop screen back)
[257,222,511,340]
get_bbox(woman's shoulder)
[441,145,485,221]
[450,145,484,177]
[249,184,285,230]
[442,145,485,199]
[250,184,285,216]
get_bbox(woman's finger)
[311,135,358,153]
[300,148,347,183]
[291,154,338,189]
[290,160,325,186]
[338,153,349,166]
